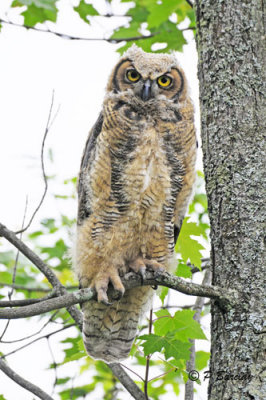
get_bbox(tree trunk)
[195,1,265,399]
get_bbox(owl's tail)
[82,286,152,363]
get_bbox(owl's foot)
[80,268,125,305]
[129,257,165,283]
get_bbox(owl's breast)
[123,127,172,212]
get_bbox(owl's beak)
[141,79,152,101]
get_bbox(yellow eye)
[157,75,172,88]
[126,69,140,82]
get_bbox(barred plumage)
[75,45,197,362]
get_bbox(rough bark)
[195,1,265,399]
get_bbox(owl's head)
[107,44,188,103]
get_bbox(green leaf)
[59,384,95,400]
[61,337,86,364]
[158,286,169,304]
[12,0,57,11]
[74,0,98,24]
[176,261,192,278]
[0,394,7,400]
[172,310,207,342]
[28,230,43,239]
[147,0,180,29]
[127,5,149,23]
[154,309,207,342]
[41,218,58,233]
[176,217,205,268]
[41,239,67,260]
[0,271,12,284]
[195,351,210,371]
[0,251,15,265]
[111,21,140,40]
[140,333,191,360]
[12,1,58,26]
[55,377,70,385]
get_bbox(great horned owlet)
[75,45,197,363]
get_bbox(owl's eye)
[157,75,172,88]
[126,69,141,82]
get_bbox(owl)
[75,45,197,363]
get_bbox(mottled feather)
[75,45,197,362]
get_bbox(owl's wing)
[77,112,103,225]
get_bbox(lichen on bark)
[195,0,265,399]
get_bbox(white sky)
[0,1,208,399]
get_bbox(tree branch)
[108,363,147,400]
[0,269,233,320]
[15,91,57,235]
[0,18,195,43]
[0,18,156,43]
[0,222,145,399]
[1,324,75,359]
[0,358,53,400]
[0,223,61,289]
[185,0,194,8]
[0,289,57,307]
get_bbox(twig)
[0,289,57,307]
[144,309,153,400]
[148,367,177,382]
[0,282,77,292]
[0,221,83,329]
[15,91,57,235]
[47,337,57,395]
[0,358,53,400]
[0,288,94,319]
[108,363,147,400]
[186,0,194,8]
[0,18,156,43]
[119,363,144,382]
[0,223,60,288]
[0,311,60,343]
[1,199,29,340]
[0,18,195,43]
[1,324,75,359]
[10,197,28,294]
[185,269,212,400]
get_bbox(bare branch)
[144,309,153,399]
[185,0,194,8]
[0,18,195,44]
[0,289,57,307]
[108,363,147,400]
[0,269,232,320]
[0,311,60,343]
[0,221,83,329]
[15,91,57,235]
[0,18,156,43]
[0,222,220,400]
[0,222,61,288]
[0,358,53,400]
[1,324,75,359]
[0,288,94,319]
[0,282,77,292]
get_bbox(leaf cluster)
[4,0,195,54]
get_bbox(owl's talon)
[143,258,165,274]
[97,288,111,305]
[111,288,124,301]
